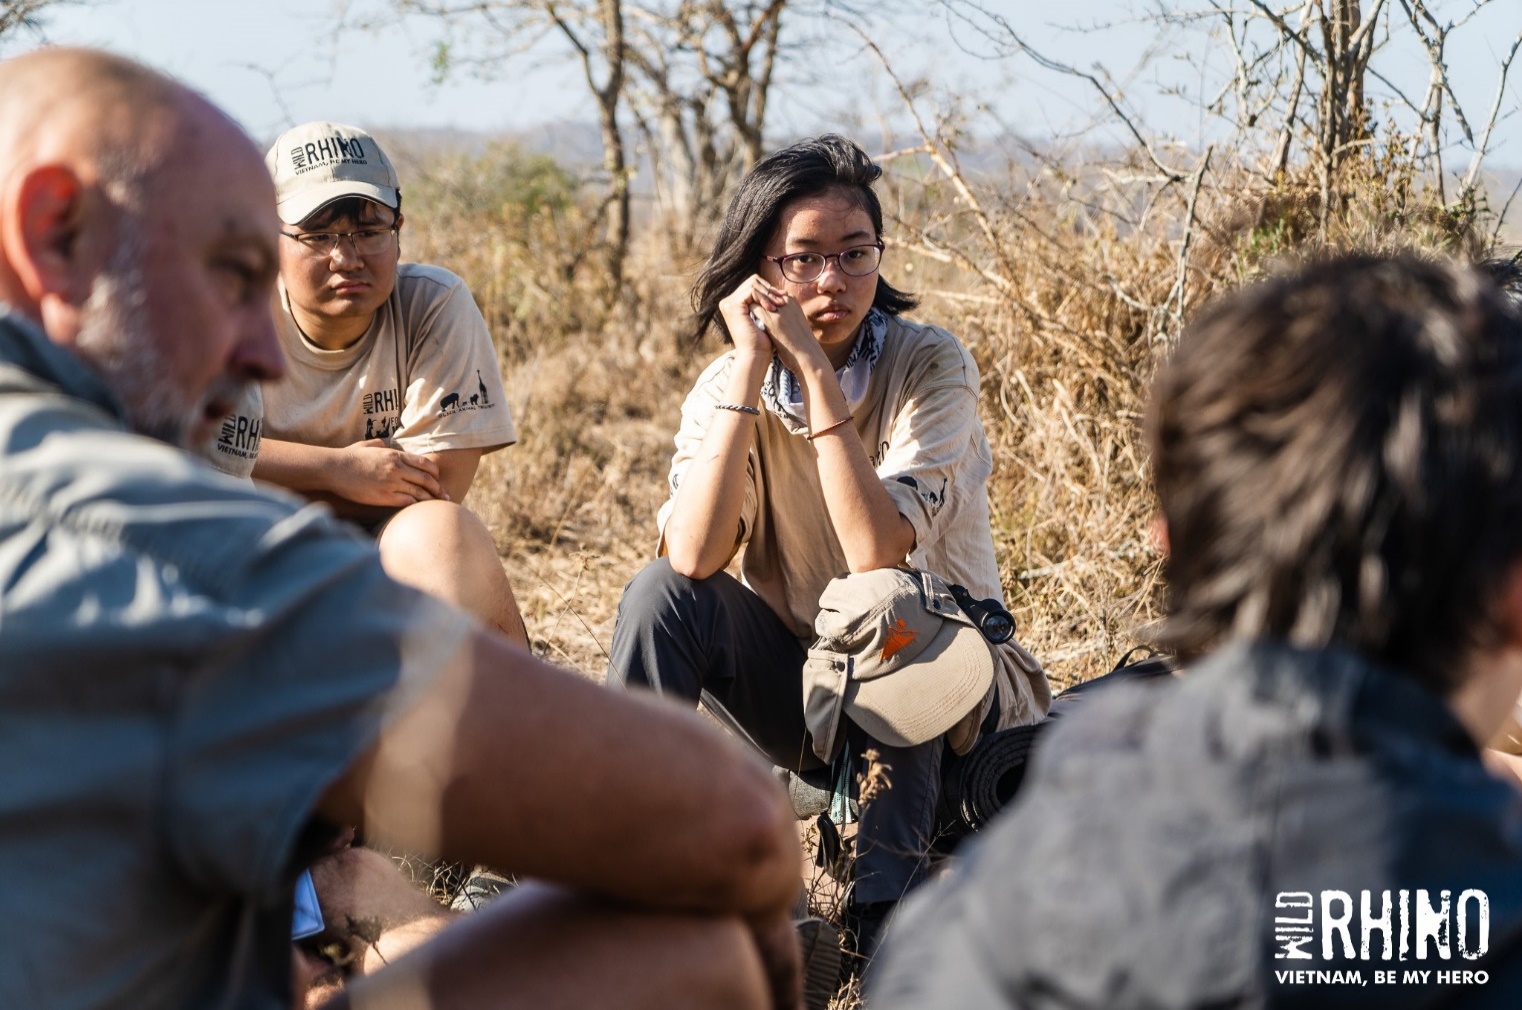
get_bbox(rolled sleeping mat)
[955,721,1047,832]
[952,655,1176,833]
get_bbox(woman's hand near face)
[717,275,781,363]
[739,276,834,380]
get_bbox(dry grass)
[879,138,1491,685]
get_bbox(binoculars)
[947,582,1016,644]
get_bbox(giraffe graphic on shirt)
[439,371,495,416]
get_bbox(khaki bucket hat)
[802,567,996,762]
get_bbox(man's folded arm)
[315,628,800,922]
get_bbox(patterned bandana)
[760,308,889,432]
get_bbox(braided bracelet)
[806,415,854,440]
[715,403,761,416]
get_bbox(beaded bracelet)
[806,415,854,440]
[715,403,761,416]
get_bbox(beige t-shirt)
[205,263,515,478]
[658,313,1052,731]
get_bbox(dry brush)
[393,124,1495,689]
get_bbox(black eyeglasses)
[281,226,398,258]
[766,241,884,284]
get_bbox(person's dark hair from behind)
[1481,252,1522,306]
[690,133,918,341]
[1147,254,1522,694]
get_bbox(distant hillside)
[373,123,602,176]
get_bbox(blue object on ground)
[292,868,324,940]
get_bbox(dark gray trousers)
[607,557,944,905]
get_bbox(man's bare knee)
[376,501,526,643]
[377,500,492,567]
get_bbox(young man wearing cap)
[207,121,525,644]
[869,255,1522,1007]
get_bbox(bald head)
[0,47,283,446]
[0,48,269,307]
[0,48,226,208]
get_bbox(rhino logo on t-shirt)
[216,413,262,462]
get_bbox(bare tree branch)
[1243,0,1324,64]
[1169,145,1214,331]
[849,21,1020,295]
[1398,0,1476,146]
[0,0,82,46]
[934,0,1188,182]
[1273,34,1310,176]
[1463,29,1522,191]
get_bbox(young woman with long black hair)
[608,135,1050,958]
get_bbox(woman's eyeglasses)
[766,241,884,284]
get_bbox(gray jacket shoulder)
[0,385,344,600]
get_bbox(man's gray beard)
[73,231,245,448]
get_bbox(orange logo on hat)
[881,619,917,661]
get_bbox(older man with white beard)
[0,47,804,1010]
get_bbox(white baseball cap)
[265,121,400,226]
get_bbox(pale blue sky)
[15,0,1522,170]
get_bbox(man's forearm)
[319,630,800,922]
[254,438,446,510]
[254,441,393,520]
[254,439,347,495]
[428,447,483,505]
